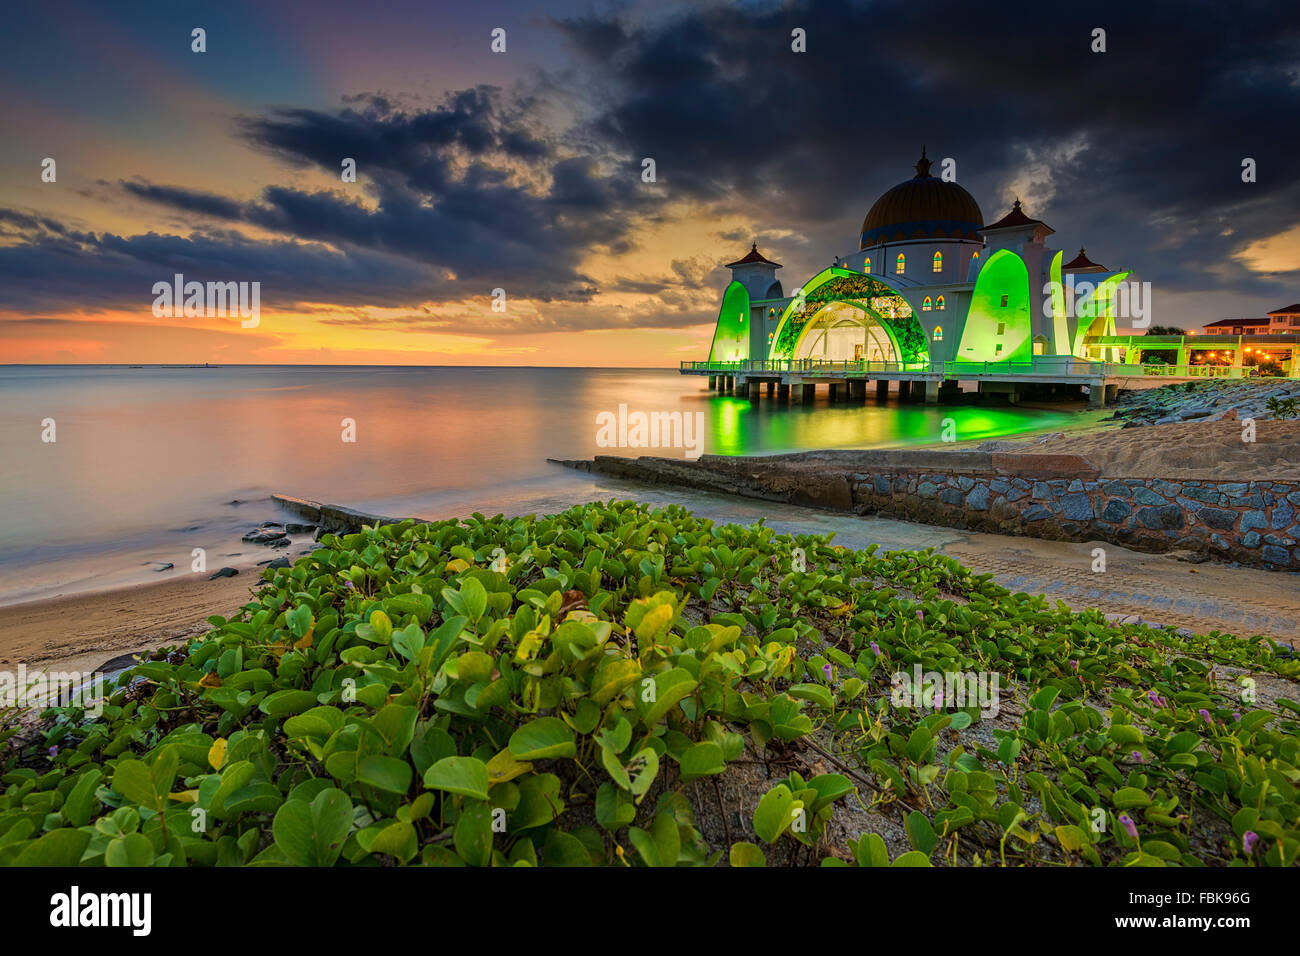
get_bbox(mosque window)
[922,296,933,311]
[896,253,905,274]
[936,295,945,310]
[972,251,979,260]
[932,251,943,273]
[1000,294,1009,307]
[864,257,871,272]
[932,325,943,341]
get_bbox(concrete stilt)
[748,380,762,400]
[924,379,940,404]
[828,384,838,402]
[876,379,889,400]
[777,383,790,401]
[708,375,716,390]
[766,381,775,396]
[802,384,815,403]
[897,380,910,401]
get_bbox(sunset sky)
[2,0,1298,366]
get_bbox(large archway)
[768,268,928,367]
[791,301,903,362]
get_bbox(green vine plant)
[1,501,1296,867]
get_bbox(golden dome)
[860,150,984,249]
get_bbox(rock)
[147,562,174,572]
[209,567,239,580]
[268,556,291,569]
[966,485,990,511]
[1101,498,1132,522]
[1136,505,1183,530]
[1060,492,1094,520]
[242,528,287,544]
[1261,545,1292,566]
[1196,507,1237,531]
[269,537,292,548]
[286,523,316,534]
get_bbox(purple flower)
[1233,712,1241,722]
[1145,690,1166,708]
[1131,750,1143,763]
[870,642,881,657]
[1242,831,1258,854]
[1199,708,1212,723]
[47,745,58,758]
[822,663,833,681]
[916,610,924,624]
[933,687,944,709]
[1070,660,1079,671]
[1119,814,1138,840]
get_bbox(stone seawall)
[552,454,1300,571]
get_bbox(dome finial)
[914,147,932,178]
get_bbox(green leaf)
[105,832,155,867]
[358,755,413,795]
[423,756,490,801]
[368,820,418,863]
[678,742,726,782]
[273,788,353,866]
[905,811,938,855]
[637,668,698,727]
[509,717,576,760]
[13,829,91,866]
[729,842,766,867]
[891,850,933,867]
[260,689,319,717]
[454,801,494,867]
[753,784,802,844]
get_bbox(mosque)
[707,150,1129,371]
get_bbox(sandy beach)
[978,419,1300,479]
[0,572,257,675]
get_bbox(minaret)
[724,243,783,303]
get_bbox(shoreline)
[0,571,256,675]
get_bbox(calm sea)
[0,365,1083,605]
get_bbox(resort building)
[706,150,1133,370]
[1202,305,1300,336]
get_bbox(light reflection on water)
[0,365,1083,603]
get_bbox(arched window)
[922,296,933,312]
[932,325,943,341]
[864,257,871,272]
[932,251,943,273]
[895,253,906,274]
[936,295,946,311]
[971,250,979,260]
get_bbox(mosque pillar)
[876,379,889,400]
[924,380,940,405]
[777,383,790,401]
[897,380,910,401]
[708,375,717,390]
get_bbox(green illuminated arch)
[767,267,927,364]
[788,300,905,363]
[708,281,750,362]
[956,249,1032,362]
[1071,272,1130,358]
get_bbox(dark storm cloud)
[555,0,1300,296]
[0,220,441,313]
[3,0,1297,330]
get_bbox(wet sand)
[0,572,257,675]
